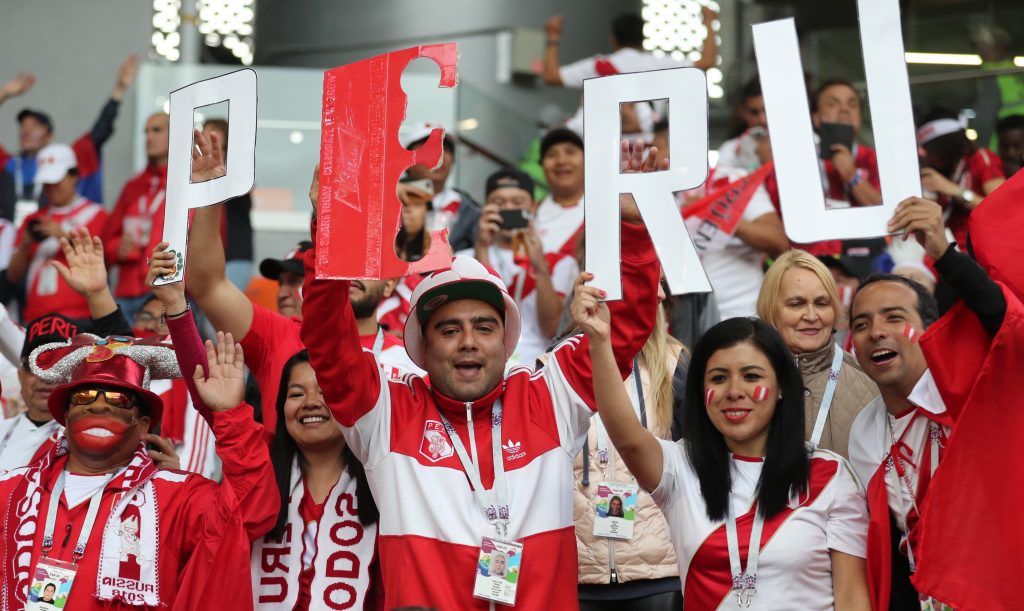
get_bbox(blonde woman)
[574,304,689,609]
[756,250,878,458]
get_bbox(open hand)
[571,271,611,343]
[618,139,668,224]
[193,331,245,412]
[887,197,949,260]
[145,434,180,470]
[146,242,187,314]
[51,227,108,297]
[191,128,226,183]
[1,72,35,100]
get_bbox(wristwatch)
[959,189,977,204]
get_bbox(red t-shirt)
[940,148,1005,245]
[15,197,108,322]
[241,303,304,432]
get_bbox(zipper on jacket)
[465,402,481,485]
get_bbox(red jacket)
[301,221,660,610]
[0,404,277,610]
[103,164,168,299]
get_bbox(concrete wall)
[255,0,642,130]
[0,1,153,206]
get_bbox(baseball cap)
[17,108,53,132]
[34,143,78,185]
[21,313,85,362]
[259,241,313,280]
[485,168,535,198]
[403,256,522,370]
[819,239,886,281]
[540,127,584,159]
[400,121,455,152]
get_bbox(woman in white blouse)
[571,272,871,610]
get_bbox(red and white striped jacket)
[301,221,660,610]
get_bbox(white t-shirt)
[652,439,868,610]
[694,170,777,319]
[558,48,691,88]
[0,413,61,470]
[64,472,115,508]
[534,194,584,255]
[458,245,578,367]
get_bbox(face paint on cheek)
[752,385,770,402]
[705,388,715,406]
[903,323,918,343]
[69,415,134,453]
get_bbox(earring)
[777,393,783,400]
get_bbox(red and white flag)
[752,385,770,401]
[903,323,918,342]
[705,388,715,406]
[683,162,774,258]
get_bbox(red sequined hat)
[29,334,180,430]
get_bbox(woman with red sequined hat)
[0,332,277,610]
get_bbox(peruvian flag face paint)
[903,323,918,342]
[705,388,716,406]
[752,385,770,401]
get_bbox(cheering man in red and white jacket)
[301,144,662,610]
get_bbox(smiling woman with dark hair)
[250,350,383,610]
[577,283,872,610]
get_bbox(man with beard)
[301,141,663,609]
[0,331,276,609]
[349,277,424,379]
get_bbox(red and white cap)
[403,256,521,370]
[34,143,78,185]
[400,121,448,149]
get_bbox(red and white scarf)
[251,459,377,610]
[0,437,161,610]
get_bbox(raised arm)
[553,140,662,401]
[574,271,663,491]
[149,242,213,423]
[182,130,255,340]
[0,72,34,109]
[888,196,1006,336]
[692,7,719,71]
[188,331,279,541]
[541,15,565,86]
[301,165,382,428]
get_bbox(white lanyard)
[137,186,165,217]
[371,328,385,357]
[725,495,765,608]
[809,344,844,447]
[41,469,119,563]
[596,359,646,466]
[884,415,942,572]
[438,400,509,538]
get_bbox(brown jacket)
[797,341,879,459]
[573,353,682,586]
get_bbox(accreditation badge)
[592,482,639,540]
[27,557,77,610]
[473,536,523,606]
